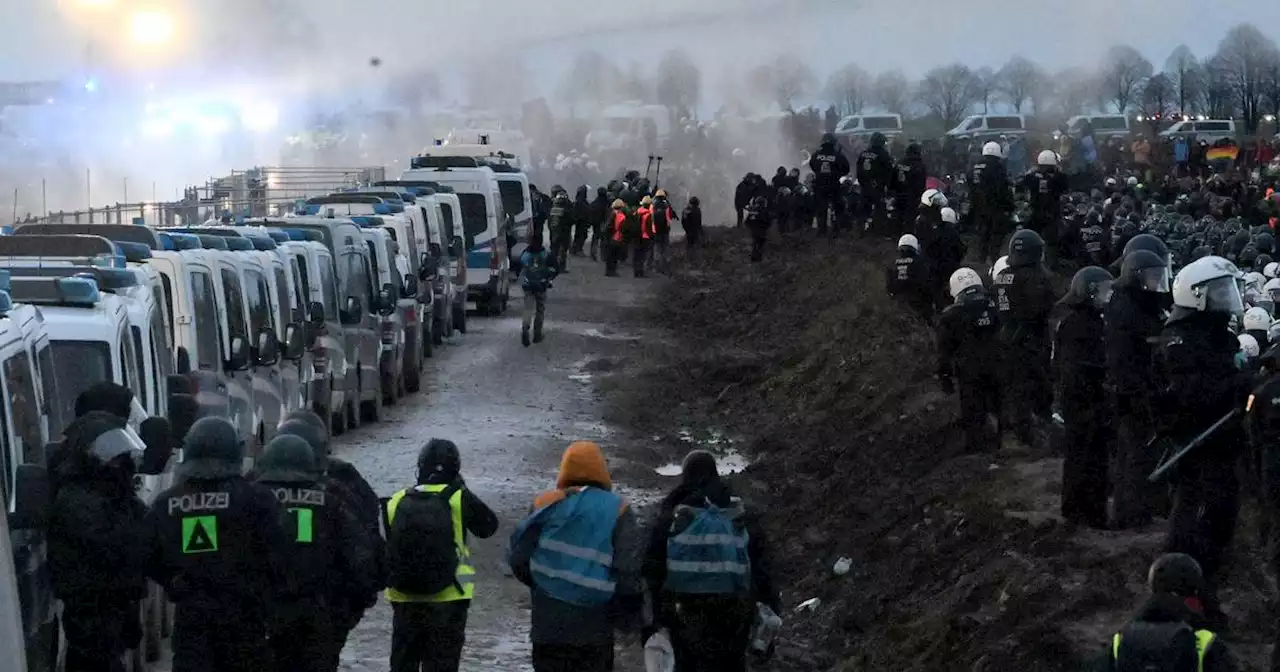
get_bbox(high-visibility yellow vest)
[1111,629,1216,672]
[384,484,475,603]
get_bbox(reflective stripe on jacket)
[1111,629,1215,672]
[665,503,751,595]
[523,486,622,607]
[384,484,475,603]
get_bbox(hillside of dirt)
[606,229,1279,671]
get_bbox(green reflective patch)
[289,507,314,544]
[181,516,218,554]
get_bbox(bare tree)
[824,63,871,116]
[655,49,702,116]
[916,63,978,128]
[998,55,1047,113]
[465,58,532,110]
[973,66,998,114]
[1213,23,1280,133]
[1201,55,1238,119]
[1049,67,1095,117]
[558,50,619,113]
[872,69,911,116]
[1265,60,1280,127]
[1139,73,1174,132]
[771,54,818,108]
[1164,45,1202,115]
[616,62,653,103]
[1098,44,1153,113]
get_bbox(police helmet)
[277,418,331,468]
[1061,266,1115,307]
[256,434,322,483]
[1122,233,1171,267]
[417,438,461,483]
[1240,333,1261,358]
[1261,260,1278,278]
[991,255,1010,279]
[897,234,920,253]
[821,132,836,146]
[1244,306,1272,332]
[1172,256,1245,314]
[1126,176,1139,187]
[1105,176,1118,188]
[1036,150,1058,167]
[1266,278,1280,303]
[982,141,1003,158]
[1119,250,1171,293]
[870,132,887,148]
[948,267,984,298]
[920,189,947,208]
[182,417,245,480]
[940,207,959,225]
[1148,553,1204,597]
[1006,229,1045,268]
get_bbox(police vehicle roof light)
[166,233,204,251]
[373,203,391,215]
[0,290,11,316]
[263,230,291,243]
[115,241,153,262]
[157,233,177,251]
[57,277,102,305]
[223,237,255,251]
[0,269,10,292]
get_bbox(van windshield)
[498,180,526,217]
[988,116,1023,130]
[49,340,112,432]
[457,194,489,249]
[862,116,900,130]
[1091,117,1128,131]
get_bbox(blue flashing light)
[350,216,383,228]
[223,238,255,251]
[263,230,290,243]
[84,78,99,93]
[0,226,12,236]
[0,290,11,315]
[156,233,176,251]
[115,241,153,262]
[243,235,277,251]
[56,277,102,306]
[166,233,203,251]
[132,217,146,226]
[0,270,10,292]
[373,203,391,215]
[302,204,321,216]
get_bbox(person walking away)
[857,132,895,236]
[642,450,781,672]
[1093,553,1237,671]
[1020,150,1070,264]
[937,268,1003,453]
[885,234,934,323]
[1106,249,1173,529]
[682,197,704,261]
[572,186,591,257]
[274,412,382,667]
[744,195,770,263]
[548,188,573,273]
[146,417,289,672]
[589,187,609,261]
[925,206,967,313]
[520,233,558,347]
[1054,266,1115,529]
[508,441,644,672]
[605,199,629,277]
[734,175,755,229]
[651,189,678,273]
[47,411,150,672]
[385,439,499,672]
[809,134,851,235]
[972,141,1014,264]
[995,230,1058,446]
[893,143,929,236]
[254,435,377,672]
[1153,256,1251,627]
[634,196,656,277]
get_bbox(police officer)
[925,206,967,312]
[937,268,1003,453]
[548,188,573,273]
[808,133,851,235]
[995,230,1058,446]
[885,234,933,323]
[971,141,1014,264]
[1019,150,1070,262]
[254,435,377,672]
[857,132,895,235]
[146,417,289,672]
[572,185,592,257]
[385,439,499,672]
[1154,256,1251,627]
[1055,266,1115,529]
[893,143,929,235]
[744,194,770,263]
[1106,249,1172,530]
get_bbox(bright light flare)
[141,118,174,138]
[129,10,174,47]
[194,115,231,136]
[239,102,280,133]
[76,0,116,8]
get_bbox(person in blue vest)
[384,439,499,672]
[642,450,781,672]
[1092,553,1236,671]
[508,441,645,672]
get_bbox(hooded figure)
[255,435,377,672]
[146,417,289,672]
[572,185,592,256]
[384,439,498,672]
[508,442,644,672]
[48,411,150,672]
[588,187,610,260]
[643,451,781,672]
[893,143,929,233]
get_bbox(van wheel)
[405,361,421,393]
[346,391,361,431]
[361,396,380,423]
[454,302,467,334]
[381,371,396,406]
[432,318,445,346]
[331,407,346,436]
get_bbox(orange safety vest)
[611,211,627,242]
[637,207,653,240]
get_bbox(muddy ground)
[605,229,1280,671]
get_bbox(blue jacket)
[519,249,557,292]
[510,487,622,607]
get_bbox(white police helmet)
[949,267,984,298]
[940,207,959,224]
[897,234,920,252]
[982,142,1003,158]
[1037,150,1058,167]
[1244,306,1271,332]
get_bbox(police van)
[255,215,382,432]
[272,228,346,427]
[376,180,468,339]
[401,157,511,315]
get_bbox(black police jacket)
[1104,287,1167,404]
[996,266,1057,345]
[924,223,966,280]
[1019,169,1070,226]
[1055,304,1108,414]
[885,252,932,304]
[809,145,850,192]
[146,475,290,614]
[856,146,894,190]
[48,474,149,604]
[893,157,928,203]
[970,156,1012,216]
[1154,310,1251,449]
[937,291,1001,382]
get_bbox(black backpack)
[1113,622,1199,672]
[385,485,462,595]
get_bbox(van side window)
[439,204,456,243]
[160,274,175,346]
[366,241,381,280]
[189,270,220,371]
[274,266,293,326]
[5,352,43,466]
[36,344,61,436]
[244,269,270,339]
[121,327,143,402]
[317,255,339,318]
[130,326,148,410]
[342,252,374,312]
[0,391,10,506]
[221,269,249,348]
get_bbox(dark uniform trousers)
[531,643,614,672]
[390,601,469,672]
[270,597,331,672]
[172,602,271,672]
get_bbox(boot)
[533,330,544,344]
[521,329,531,347]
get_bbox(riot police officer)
[808,133,851,235]
[857,132,895,235]
[893,143,929,235]
[971,141,1014,264]
[885,234,933,323]
[995,229,1058,446]
[1019,150,1070,261]
[937,267,1002,453]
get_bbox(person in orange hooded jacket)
[633,196,656,277]
[508,442,645,672]
[605,199,629,277]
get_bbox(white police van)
[376,180,468,340]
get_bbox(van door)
[213,264,256,454]
[337,245,378,411]
[438,200,467,305]
[244,264,284,441]
[311,249,348,424]
[271,258,305,414]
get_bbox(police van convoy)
[0,183,505,670]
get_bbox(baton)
[654,156,664,191]
[1147,409,1241,483]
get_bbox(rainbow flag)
[1206,145,1239,162]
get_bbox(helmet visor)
[1200,276,1245,315]
[1269,287,1280,304]
[88,427,146,466]
[1092,280,1115,307]
[1139,267,1171,293]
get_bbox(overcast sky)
[1,0,1272,93]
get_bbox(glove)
[939,375,955,395]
